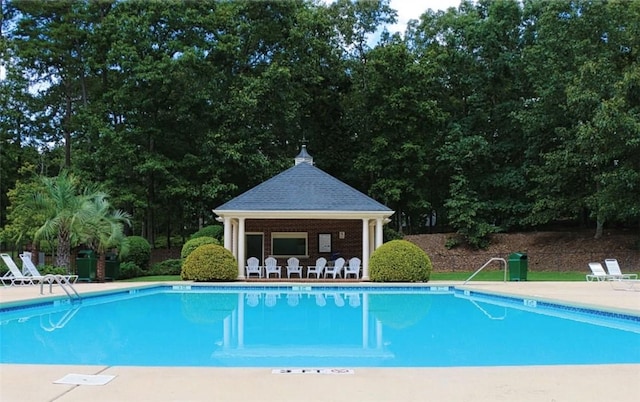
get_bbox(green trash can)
[508,252,528,281]
[105,252,120,281]
[76,250,97,282]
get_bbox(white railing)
[40,275,81,301]
[463,257,507,285]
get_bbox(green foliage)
[121,236,151,270]
[0,164,46,248]
[190,225,224,242]
[118,261,143,280]
[444,236,461,250]
[181,236,219,259]
[37,265,68,276]
[369,239,432,282]
[149,259,182,276]
[2,0,639,243]
[445,174,498,249]
[181,244,237,282]
[181,293,238,323]
[383,226,403,242]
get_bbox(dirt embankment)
[405,230,640,272]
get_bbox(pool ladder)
[463,258,507,285]
[40,275,82,301]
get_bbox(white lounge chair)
[286,257,303,279]
[245,257,262,279]
[1,253,54,287]
[610,278,640,291]
[344,257,361,279]
[586,262,615,281]
[324,257,345,279]
[307,257,326,279]
[604,259,638,280]
[264,257,281,279]
[20,252,78,283]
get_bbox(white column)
[362,218,370,280]
[375,218,383,249]
[368,223,375,256]
[223,316,231,348]
[237,217,246,279]
[362,293,369,348]
[237,293,244,348]
[223,217,232,251]
[232,221,238,261]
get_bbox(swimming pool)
[1,285,639,367]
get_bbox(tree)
[81,194,131,282]
[32,171,104,269]
[519,0,640,237]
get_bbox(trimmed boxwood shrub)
[181,293,238,323]
[181,236,219,259]
[181,243,237,281]
[369,239,432,282]
[121,236,151,270]
[369,294,432,329]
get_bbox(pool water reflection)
[1,286,639,367]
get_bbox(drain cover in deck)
[54,374,116,385]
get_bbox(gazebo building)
[213,146,394,280]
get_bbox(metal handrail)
[463,257,507,285]
[40,274,82,301]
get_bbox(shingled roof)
[215,162,391,212]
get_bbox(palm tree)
[81,194,131,282]
[33,171,105,270]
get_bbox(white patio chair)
[287,292,300,307]
[324,257,345,279]
[286,257,303,279]
[346,292,361,307]
[245,257,262,279]
[264,257,281,279]
[265,292,279,307]
[245,292,261,307]
[344,257,361,279]
[307,257,327,279]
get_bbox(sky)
[386,0,463,35]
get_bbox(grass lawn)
[122,271,588,282]
[431,270,587,281]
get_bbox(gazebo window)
[272,232,308,257]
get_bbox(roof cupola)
[294,144,314,165]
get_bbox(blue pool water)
[1,285,639,367]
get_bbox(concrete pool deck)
[1,280,639,401]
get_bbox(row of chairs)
[586,259,637,282]
[246,291,361,308]
[245,256,361,279]
[1,253,78,287]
